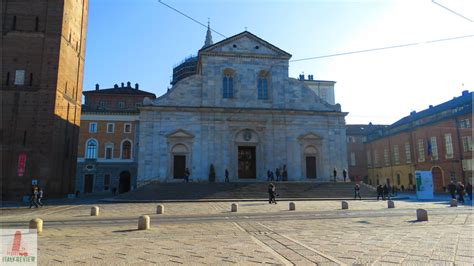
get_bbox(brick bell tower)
[1,0,89,200]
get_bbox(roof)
[83,86,156,98]
[346,124,388,135]
[199,31,292,58]
[390,90,472,128]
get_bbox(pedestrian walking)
[448,180,457,199]
[29,187,39,208]
[376,184,384,201]
[466,183,472,201]
[268,183,277,204]
[354,184,361,200]
[343,169,347,182]
[184,168,190,183]
[275,167,281,182]
[37,188,44,207]
[225,169,229,182]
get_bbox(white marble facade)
[138,31,348,184]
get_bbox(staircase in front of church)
[115,182,376,201]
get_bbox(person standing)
[466,183,472,201]
[343,169,347,182]
[377,184,383,201]
[383,184,389,200]
[282,165,288,181]
[457,182,465,204]
[448,180,457,199]
[225,169,229,182]
[275,167,281,182]
[354,184,361,200]
[333,168,337,183]
[267,170,271,181]
[184,168,190,183]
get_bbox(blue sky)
[83,0,474,124]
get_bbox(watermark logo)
[1,229,37,265]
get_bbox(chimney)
[462,90,468,96]
[299,74,304,80]
[429,105,433,108]
[121,82,124,87]
[410,111,416,115]
[135,83,139,90]
[95,84,99,90]
[127,81,131,88]
[114,84,118,88]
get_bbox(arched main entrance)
[431,166,444,192]
[235,129,259,179]
[171,144,189,179]
[119,171,131,194]
[304,146,318,179]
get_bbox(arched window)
[86,139,98,159]
[257,70,269,100]
[222,68,234,98]
[121,140,132,159]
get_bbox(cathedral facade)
[137,30,348,184]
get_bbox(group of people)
[376,184,392,201]
[29,185,44,208]
[267,165,288,182]
[448,180,472,204]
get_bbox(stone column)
[289,202,296,211]
[387,200,395,208]
[29,218,43,234]
[156,204,165,214]
[231,203,238,212]
[138,215,150,230]
[91,206,99,216]
[341,201,348,209]
[416,209,428,221]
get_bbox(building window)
[106,123,115,133]
[124,123,132,133]
[408,173,413,185]
[417,139,425,162]
[393,145,400,165]
[383,147,389,166]
[99,101,105,109]
[118,102,125,108]
[444,133,453,158]
[462,136,472,152]
[396,174,401,185]
[121,140,132,159]
[405,143,411,163]
[459,119,470,128]
[89,122,97,133]
[86,139,98,159]
[14,70,25,85]
[104,174,110,191]
[350,152,356,166]
[105,143,113,159]
[366,151,372,166]
[135,103,142,108]
[222,68,234,98]
[374,150,379,166]
[429,136,438,160]
[257,70,269,100]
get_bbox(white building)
[137,29,348,184]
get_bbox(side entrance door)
[306,156,317,179]
[84,174,93,193]
[173,155,186,179]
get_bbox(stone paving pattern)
[1,200,473,265]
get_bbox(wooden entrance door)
[306,156,316,179]
[432,167,443,192]
[173,155,186,179]
[238,146,256,179]
[84,174,93,193]
[119,171,131,194]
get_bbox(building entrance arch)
[119,171,131,194]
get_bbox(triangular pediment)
[298,132,323,141]
[199,31,291,59]
[166,129,194,138]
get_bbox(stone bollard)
[138,215,150,230]
[450,199,458,207]
[231,203,238,212]
[156,204,165,214]
[416,209,428,221]
[289,202,296,211]
[29,218,43,234]
[91,206,99,216]
[387,200,395,208]
[341,201,348,209]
